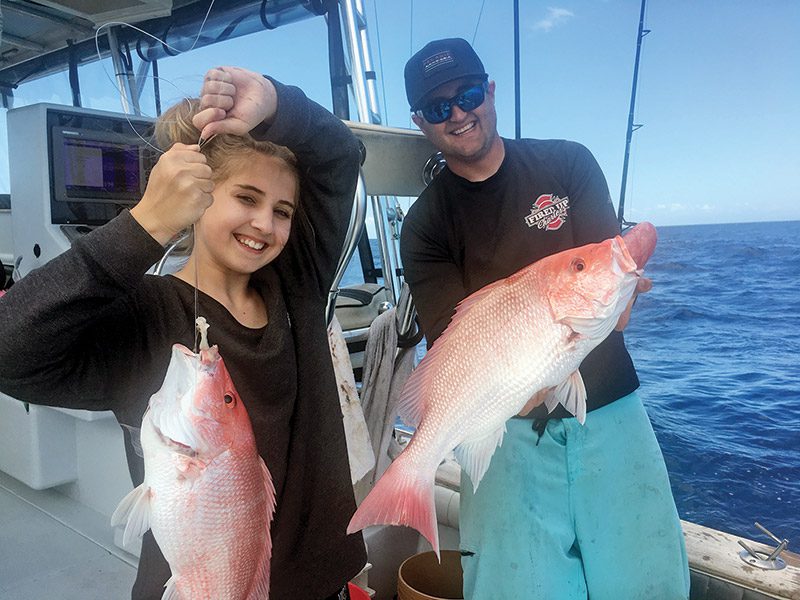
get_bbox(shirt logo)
[525,194,570,230]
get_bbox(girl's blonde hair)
[155,98,300,195]
[153,98,307,254]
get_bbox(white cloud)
[653,203,715,213]
[534,7,575,32]
[655,203,687,212]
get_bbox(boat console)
[6,103,155,279]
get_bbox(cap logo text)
[423,51,455,74]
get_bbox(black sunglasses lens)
[422,102,451,124]
[456,86,485,112]
[420,84,486,124]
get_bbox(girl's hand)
[131,144,214,245]
[193,66,278,140]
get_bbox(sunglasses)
[415,82,488,124]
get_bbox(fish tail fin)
[347,453,440,558]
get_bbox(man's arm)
[400,205,466,348]
[561,141,621,245]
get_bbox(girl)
[0,67,366,599]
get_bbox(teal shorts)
[459,391,690,600]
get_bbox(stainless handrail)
[395,282,416,339]
[326,171,369,324]
[153,230,191,276]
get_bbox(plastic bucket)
[397,550,464,600]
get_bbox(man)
[399,38,689,599]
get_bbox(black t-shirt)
[400,138,639,417]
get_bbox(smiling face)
[412,77,502,169]
[193,152,299,278]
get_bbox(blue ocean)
[345,220,800,545]
[625,220,800,544]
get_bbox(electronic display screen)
[48,111,155,225]
[62,138,142,197]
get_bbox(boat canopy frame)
[0,0,411,307]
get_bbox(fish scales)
[143,430,270,598]
[113,342,275,600]
[348,223,658,556]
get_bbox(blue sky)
[2,0,798,226]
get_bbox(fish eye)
[572,258,586,272]
[224,394,234,405]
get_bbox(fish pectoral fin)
[454,425,507,492]
[173,454,207,480]
[161,575,178,600]
[547,371,587,424]
[110,484,152,547]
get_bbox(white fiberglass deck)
[0,470,137,600]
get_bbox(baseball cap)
[404,38,488,110]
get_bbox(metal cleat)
[738,522,789,570]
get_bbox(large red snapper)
[112,342,275,600]
[347,223,657,556]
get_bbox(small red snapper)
[348,223,657,556]
[112,341,275,600]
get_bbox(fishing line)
[93,0,218,154]
[471,0,488,45]
[91,3,220,350]
[193,223,200,353]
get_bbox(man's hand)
[192,66,278,140]
[130,144,214,245]
[615,276,652,331]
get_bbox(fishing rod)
[617,0,650,227]
[513,0,521,140]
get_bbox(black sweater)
[400,138,639,418]
[0,80,366,599]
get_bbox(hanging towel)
[328,315,375,484]
[359,307,416,486]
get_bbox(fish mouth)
[145,344,217,457]
[621,222,657,269]
[611,236,638,276]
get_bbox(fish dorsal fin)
[398,270,532,428]
[110,484,152,547]
[544,370,587,424]
[247,457,275,600]
[450,266,531,324]
[397,326,464,428]
[453,424,506,492]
